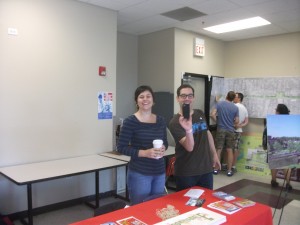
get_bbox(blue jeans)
[127,168,166,205]
[175,172,213,191]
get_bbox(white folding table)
[0,154,127,225]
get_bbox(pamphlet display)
[233,199,256,208]
[207,200,241,214]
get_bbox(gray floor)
[14,172,300,225]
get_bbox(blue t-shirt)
[216,101,239,132]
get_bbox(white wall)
[0,0,117,213]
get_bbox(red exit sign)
[194,38,205,57]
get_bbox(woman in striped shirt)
[117,85,168,205]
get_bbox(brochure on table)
[213,191,236,201]
[154,207,226,225]
[233,199,256,208]
[208,200,241,215]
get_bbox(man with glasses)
[169,84,220,191]
[211,91,239,177]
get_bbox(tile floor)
[13,172,300,225]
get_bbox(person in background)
[211,91,239,177]
[232,92,249,172]
[169,84,220,191]
[117,85,168,204]
[263,103,293,190]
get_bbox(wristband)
[186,129,193,134]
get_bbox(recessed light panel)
[204,17,271,34]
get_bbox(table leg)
[125,165,129,200]
[95,171,99,208]
[85,170,100,209]
[27,183,33,225]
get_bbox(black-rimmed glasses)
[179,94,194,99]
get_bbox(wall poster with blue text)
[98,91,113,120]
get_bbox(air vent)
[161,7,206,21]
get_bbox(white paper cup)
[153,139,163,159]
[153,139,163,148]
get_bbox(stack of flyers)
[208,200,241,214]
[233,199,256,208]
[184,189,204,198]
[212,191,235,201]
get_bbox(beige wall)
[224,32,300,77]
[224,32,300,133]
[138,30,300,135]
[174,28,225,113]
[116,32,138,119]
[139,28,225,113]
[138,28,175,93]
[1,0,299,214]
[0,0,117,213]
[0,0,117,166]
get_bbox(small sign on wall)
[194,37,205,57]
[98,92,113,120]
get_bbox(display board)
[267,115,300,169]
[211,77,300,118]
[235,132,300,181]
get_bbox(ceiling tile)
[77,0,300,41]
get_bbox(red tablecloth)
[70,187,273,225]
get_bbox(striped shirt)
[117,114,168,175]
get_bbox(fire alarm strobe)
[99,66,106,76]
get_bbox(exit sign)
[194,38,205,57]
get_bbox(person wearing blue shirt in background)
[211,91,239,177]
[117,85,168,205]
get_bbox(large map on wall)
[211,77,300,118]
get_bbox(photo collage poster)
[267,115,300,169]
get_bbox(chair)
[166,127,176,146]
[165,156,176,191]
[94,200,127,216]
[166,156,175,178]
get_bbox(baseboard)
[7,190,116,221]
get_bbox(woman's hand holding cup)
[153,139,163,159]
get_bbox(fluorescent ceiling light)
[204,16,271,34]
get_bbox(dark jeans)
[175,172,213,191]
